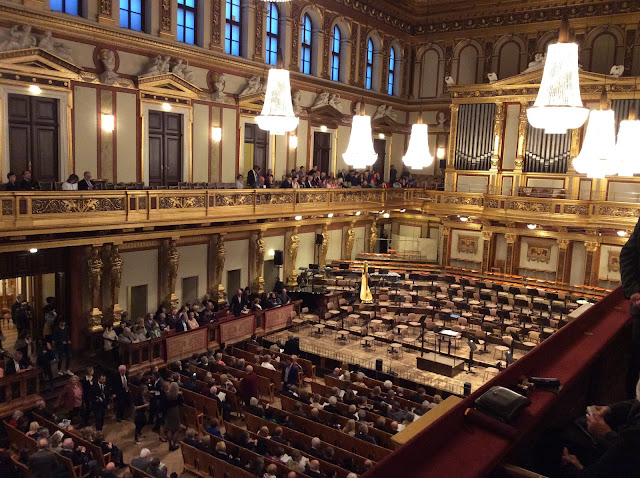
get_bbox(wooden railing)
[0,367,42,416]
[118,336,166,373]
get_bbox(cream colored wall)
[353,226,366,257]
[222,108,238,183]
[570,242,586,285]
[599,244,621,282]
[450,229,483,262]
[193,103,210,182]
[41,273,56,303]
[399,224,421,238]
[175,244,208,304]
[457,175,488,193]
[274,134,288,179]
[518,237,558,273]
[336,125,351,173]
[327,229,343,262]
[494,234,507,266]
[296,232,316,269]
[264,234,285,280]
[502,104,519,170]
[74,86,98,176]
[119,249,159,314]
[526,178,564,188]
[223,239,249,292]
[296,120,310,169]
[116,92,138,182]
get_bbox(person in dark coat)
[240,365,259,404]
[230,289,247,317]
[620,218,640,396]
[28,438,60,478]
[281,357,299,392]
[283,334,300,356]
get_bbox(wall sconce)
[436,147,446,160]
[527,224,537,230]
[289,135,298,149]
[378,133,385,139]
[617,230,628,237]
[162,102,172,111]
[29,84,42,95]
[268,249,275,257]
[211,127,222,142]
[320,125,328,132]
[102,114,115,132]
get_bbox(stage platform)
[416,353,466,378]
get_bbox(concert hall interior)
[0,0,639,477]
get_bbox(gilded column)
[319,224,329,269]
[108,245,124,326]
[491,102,505,170]
[161,239,180,309]
[87,246,104,331]
[513,102,528,193]
[440,225,450,266]
[98,0,115,25]
[286,227,300,287]
[253,1,265,62]
[321,15,333,80]
[210,0,223,52]
[505,233,518,275]
[208,234,227,305]
[289,3,301,71]
[445,104,459,192]
[556,239,570,284]
[251,231,266,294]
[481,231,494,273]
[345,221,356,260]
[369,218,378,253]
[160,0,174,40]
[584,241,601,286]
[567,128,581,199]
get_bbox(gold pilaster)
[209,234,227,305]
[345,220,356,260]
[491,102,505,170]
[440,225,450,266]
[369,218,378,253]
[584,241,601,286]
[556,239,570,284]
[481,231,494,273]
[319,224,329,269]
[504,233,519,276]
[286,227,300,287]
[513,102,528,192]
[251,231,266,294]
[160,0,174,40]
[87,246,104,332]
[445,104,459,192]
[108,245,123,326]
[98,0,116,25]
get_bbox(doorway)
[263,260,280,293]
[8,93,59,183]
[148,110,183,187]
[373,138,387,178]
[128,284,148,320]
[227,269,241,297]
[244,124,268,175]
[182,276,199,305]
[313,131,331,174]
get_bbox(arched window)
[265,3,279,66]
[300,14,313,75]
[331,26,341,82]
[225,0,241,56]
[387,47,396,95]
[366,39,374,90]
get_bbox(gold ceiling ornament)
[526,16,588,134]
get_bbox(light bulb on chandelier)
[527,16,588,134]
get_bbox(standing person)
[81,367,95,425]
[164,382,183,451]
[621,219,640,397]
[52,319,72,376]
[93,374,109,432]
[281,357,299,393]
[230,289,247,317]
[57,375,83,421]
[42,298,57,343]
[11,294,23,326]
[133,385,149,444]
[389,164,397,184]
[36,338,55,390]
[247,165,261,188]
[15,301,30,337]
[240,365,259,405]
[112,365,130,422]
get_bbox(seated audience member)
[34,399,56,422]
[101,462,118,478]
[306,460,322,478]
[20,170,38,190]
[77,171,95,190]
[323,396,340,415]
[343,419,356,436]
[264,463,278,478]
[212,440,231,463]
[6,350,29,375]
[268,292,281,308]
[260,355,276,371]
[355,424,378,445]
[270,426,289,445]
[246,397,264,417]
[183,427,202,450]
[246,455,264,475]
[5,172,18,191]
[61,174,79,190]
[235,174,244,189]
[285,450,305,474]
[279,288,292,305]
[205,417,223,438]
[60,438,98,477]
[93,432,125,468]
[28,438,60,478]
[307,437,322,457]
[131,448,152,472]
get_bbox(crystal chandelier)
[403,112,434,170]
[256,53,299,135]
[527,17,588,134]
[573,89,616,179]
[343,104,378,169]
[615,104,640,176]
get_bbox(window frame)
[331,26,341,82]
[177,0,197,45]
[366,39,374,90]
[50,0,82,16]
[119,0,145,32]
[300,14,313,75]
[388,47,396,95]
[225,0,242,56]
[265,3,280,66]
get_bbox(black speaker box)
[274,250,283,266]
[316,234,324,245]
[376,358,383,372]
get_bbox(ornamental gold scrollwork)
[161,0,171,32]
[345,221,356,260]
[32,198,125,214]
[108,245,123,326]
[563,204,589,215]
[319,225,329,269]
[254,231,266,294]
[256,192,294,205]
[369,218,378,253]
[286,228,300,287]
[167,240,180,308]
[212,234,227,305]
[507,200,551,213]
[215,193,252,207]
[87,246,103,331]
[2,199,13,215]
[159,196,206,209]
[100,0,112,16]
[597,206,640,218]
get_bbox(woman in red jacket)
[57,375,83,421]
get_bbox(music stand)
[466,339,477,374]
[419,315,428,358]
[505,351,515,366]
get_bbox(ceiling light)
[102,114,115,132]
[29,84,42,95]
[320,125,328,133]
[343,104,378,169]
[527,224,537,229]
[162,102,172,111]
[459,216,468,222]
[573,89,616,179]
[617,230,628,237]
[256,59,299,135]
[294,215,302,221]
[615,105,640,176]
[378,133,385,139]
[527,17,588,133]
[327,213,334,218]
[211,127,222,142]
[289,135,298,149]
[29,248,38,253]
[403,112,434,170]
[355,211,361,216]
[383,213,390,218]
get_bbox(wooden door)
[148,110,183,187]
[313,131,331,174]
[373,138,386,178]
[244,124,268,173]
[8,94,59,182]
[129,284,148,321]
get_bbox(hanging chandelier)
[256,52,299,135]
[527,17,588,134]
[573,88,616,179]
[343,103,378,169]
[403,112,434,170]
[615,104,640,176]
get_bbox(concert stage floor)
[267,324,532,395]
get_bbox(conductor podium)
[416,352,465,378]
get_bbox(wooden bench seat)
[246,342,316,380]
[180,442,256,478]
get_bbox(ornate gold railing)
[0,188,420,236]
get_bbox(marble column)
[556,239,570,284]
[584,241,601,286]
[505,233,519,275]
[286,227,300,287]
[208,234,227,305]
[87,246,104,331]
